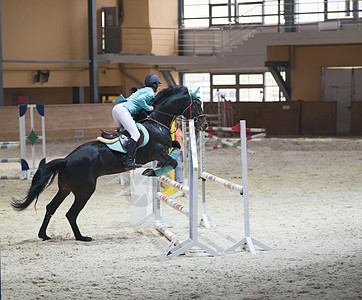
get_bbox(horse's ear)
[192,87,200,97]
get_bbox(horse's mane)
[154,85,187,106]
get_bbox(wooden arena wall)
[0,102,361,141]
[204,101,361,136]
[0,104,116,141]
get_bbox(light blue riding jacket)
[115,87,154,116]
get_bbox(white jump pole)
[182,117,188,186]
[167,119,218,258]
[200,131,222,228]
[224,120,271,254]
[206,126,265,133]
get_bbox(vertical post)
[199,129,208,227]
[153,161,161,220]
[217,90,221,127]
[40,106,46,166]
[188,120,198,241]
[88,0,99,103]
[225,120,271,254]
[30,106,35,168]
[19,105,27,179]
[182,117,188,186]
[240,120,251,238]
[200,130,206,215]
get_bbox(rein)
[138,115,174,132]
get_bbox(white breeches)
[112,103,140,141]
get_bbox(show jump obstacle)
[136,120,218,258]
[135,120,270,257]
[0,104,46,180]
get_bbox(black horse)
[12,85,207,242]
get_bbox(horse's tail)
[11,159,67,210]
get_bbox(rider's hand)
[148,106,154,111]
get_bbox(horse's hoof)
[39,234,51,241]
[142,169,156,177]
[76,236,92,242]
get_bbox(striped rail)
[1,158,21,163]
[206,133,240,149]
[201,172,243,194]
[157,175,190,194]
[1,142,20,149]
[206,126,265,133]
[1,175,20,180]
[1,142,21,179]
[246,132,266,140]
[157,192,189,217]
[154,221,181,245]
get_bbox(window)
[264,72,285,101]
[183,0,209,28]
[213,88,236,101]
[184,73,211,102]
[239,74,263,84]
[238,73,264,101]
[213,74,236,85]
[182,1,362,29]
[239,88,263,101]
[210,4,229,26]
[184,71,285,102]
[238,1,263,24]
[296,0,324,23]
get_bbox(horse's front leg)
[143,142,180,177]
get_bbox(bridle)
[139,89,206,132]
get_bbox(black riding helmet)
[145,74,162,92]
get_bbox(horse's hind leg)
[66,185,96,242]
[38,188,70,241]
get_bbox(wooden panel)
[0,107,19,141]
[204,102,301,135]
[205,101,341,136]
[301,102,336,135]
[44,104,116,140]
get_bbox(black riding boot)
[124,138,142,170]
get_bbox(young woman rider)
[112,74,162,170]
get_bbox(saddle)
[100,127,145,147]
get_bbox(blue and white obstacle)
[0,104,46,180]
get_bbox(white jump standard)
[0,104,46,180]
[165,120,217,257]
[201,120,271,254]
[138,120,218,257]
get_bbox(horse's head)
[182,87,207,131]
[152,85,207,130]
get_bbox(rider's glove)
[148,106,154,111]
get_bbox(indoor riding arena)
[1,1,361,300]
